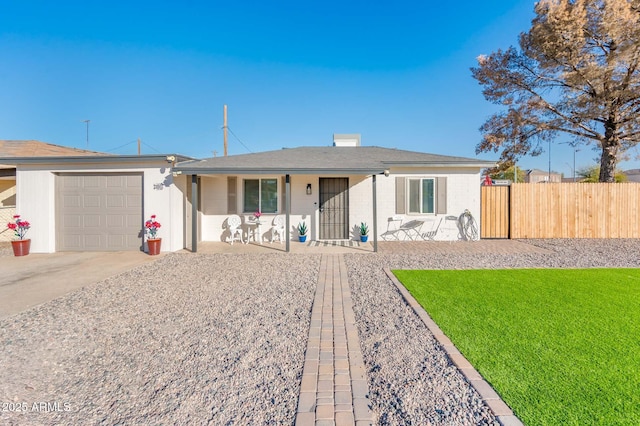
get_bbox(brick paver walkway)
[295,254,373,426]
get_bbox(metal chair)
[271,214,286,244]
[421,218,442,241]
[380,215,404,240]
[226,215,243,245]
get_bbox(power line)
[141,141,163,154]
[226,127,253,153]
[105,140,137,153]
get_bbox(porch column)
[191,174,198,253]
[285,174,291,253]
[372,174,378,252]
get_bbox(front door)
[319,178,349,239]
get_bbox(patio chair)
[226,215,243,245]
[380,215,403,241]
[398,219,425,241]
[421,218,442,241]
[271,214,286,244]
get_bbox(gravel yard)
[0,253,319,425]
[1,239,639,425]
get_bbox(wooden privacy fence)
[481,183,640,239]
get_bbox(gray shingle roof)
[175,146,494,175]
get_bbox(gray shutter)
[227,176,237,214]
[280,176,286,213]
[395,177,406,214]
[436,177,447,214]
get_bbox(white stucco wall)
[374,168,482,241]
[189,169,482,243]
[16,161,185,253]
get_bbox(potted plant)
[297,222,308,242]
[145,214,162,255]
[7,215,31,256]
[359,222,369,243]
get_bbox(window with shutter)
[397,176,447,215]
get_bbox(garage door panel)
[62,214,82,228]
[106,175,124,187]
[62,195,81,208]
[106,214,125,229]
[84,214,102,228]
[61,235,82,250]
[125,214,140,227]
[84,195,102,208]
[127,194,142,208]
[82,234,102,250]
[57,173,142,251]
[106,194,125,208]
[83,176,103,188]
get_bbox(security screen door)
[319,178,349,240]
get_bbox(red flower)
[7,215,30,240]
[145,215,161,239]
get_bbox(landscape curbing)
[382,267,524,426]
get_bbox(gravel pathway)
[1,239,639,425]
[0,253,319,425]
[345,238,640,425]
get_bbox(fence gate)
[481,185,510,239]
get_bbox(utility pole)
[82,119,90,148]
[138,138,141,155]
[223,105,228,156]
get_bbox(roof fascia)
[384,161,496,168]
[0,154,195,165]
[173,167,386,175]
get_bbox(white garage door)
[56,173,143,251]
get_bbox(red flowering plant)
[145,215,161,239]
[7,215,30,240]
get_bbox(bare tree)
[472,0,640,182]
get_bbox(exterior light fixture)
[306,183,312,195]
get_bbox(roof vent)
[333,134,361,147]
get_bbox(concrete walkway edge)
[295,254,373,425]
[383,268,524,426]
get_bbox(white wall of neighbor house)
[374,168,483,241]
[16,162,184,253]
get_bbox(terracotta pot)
[11,239,31,256]
[147,238,162,255]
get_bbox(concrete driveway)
[0,250,160,319]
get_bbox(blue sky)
[1,1,636,176]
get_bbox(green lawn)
[393,268,640,426]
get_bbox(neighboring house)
[0,140,107,242]
[3,134,494,253]
[525,169,563,183]
[623,169,640,183]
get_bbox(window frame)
[242,177,279,213]
[407,177,436,215]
